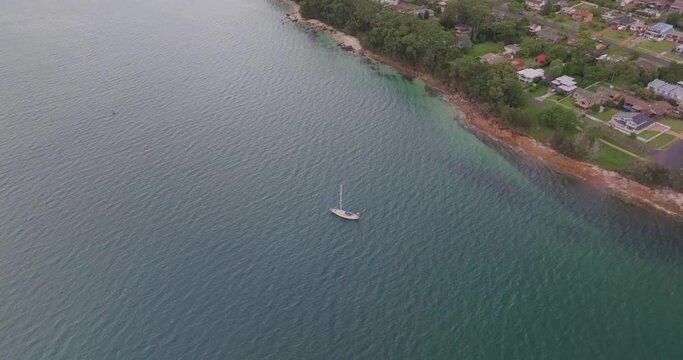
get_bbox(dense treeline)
[298,0,527,124]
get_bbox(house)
[526,0,546,11]
[504,44,521,55]
[536,30,561,43]
[640,8,661,17]
[573,88,600,109]
[610,112,653,134]
[644,22,674,41]
[510,58,526,71]
[551,75,578,94]
[534,54,547,66]
[597,87,623,103]
[619,0,634,7]
[480,53,508,65]
[517,68,545,83]
[596,54,625,62]
[667,30,683,44]
[455,24,472,35]
[412,7,435,18]
[676,44,683,55]
[670,0,683,14]
[560,7,576,15]
[609,16,636,30]
[622,94,673,116]
[572,9,594,23]
[437,0,449,12]
[378,0,399,5]
[634,0,668,8]
[630,20,647,35]
[647,79,683,104]
[529,24,542,33]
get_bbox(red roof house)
[534,54,547,66]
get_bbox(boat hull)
[330,208,360,220]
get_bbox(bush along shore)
[281,0,683,219]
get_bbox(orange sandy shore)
[280,0,683,220]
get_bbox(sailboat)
[330,184,360,220]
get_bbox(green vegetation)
[624,160,671,186]
[635,40,675,55]
[638,130,660,140]
[467,42,503,58]
[600,30,630,43]
[644,133,677,149]
[593,108,618,122]
[660,118,683,133]
[528,85,548,97]
[596,143,635,171]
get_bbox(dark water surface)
[1,0,682,358]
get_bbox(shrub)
[624,160,670,187]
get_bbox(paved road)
[493,2,671,66]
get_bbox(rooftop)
[649,22,674,32]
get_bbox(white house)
[517,68,545,83]
[610,112,653,134]
[647,79,683,104]
[504,44,521,55]
[378,0,399,5]
[551,75,577,94]
[644,22,674,41]
[526,0,546,11]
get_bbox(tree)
[550,132,593,160]
[540,106,576,129]
[545,59,564,79]
[660,63,683,83]
[625,160,671,186]
[540,1,554,16]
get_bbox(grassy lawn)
[638,130,660,140]
[644,133,677,149]
[635,40,674,55]
[660,118,683,133]
[557,96,580,112]
[592,107,618,122]
[528,85,548,97]
[595,144,635,172]
[523,100,556,141]
[467,42,503,58]
[601,133,647,157]
[600,30,630,43]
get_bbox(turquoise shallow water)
[1,0,683,358]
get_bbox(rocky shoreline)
[279,0,683,220]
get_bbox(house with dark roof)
[622,94,673,117]
[536,31,561,43]
[597,87,623,103]
[610,112,653,134]
[480,53,508,65]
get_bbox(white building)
[517,68,545,83]
[647,79,683,104]
[644,22,674,41]
[525,0,546,11]
[378,0,398,5]
[610,112,652,134]
[551,75,577,94]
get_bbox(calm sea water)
[1,0,682,358]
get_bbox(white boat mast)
[339,184,343,209]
